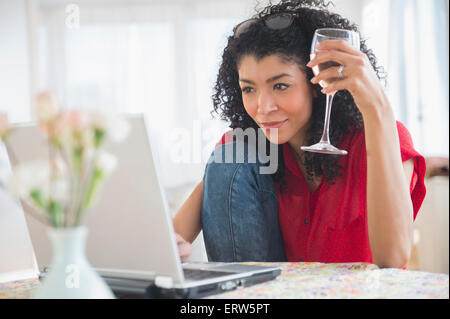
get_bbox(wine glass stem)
[320,93,334,144]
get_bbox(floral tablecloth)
[1,263,448,299]
[207,262,449,299]
[0,278,40,299]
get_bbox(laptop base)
[145,268,281,299]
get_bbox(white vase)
[32,226,115,299]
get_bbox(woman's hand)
[307,39,389,117]
[175,233,192,262]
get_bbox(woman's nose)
[257,91,278,114]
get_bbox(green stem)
[69,143,84,227]
[30,189,47,210]
[48,139,64,227]
[94,129,105,149]
[30,189,57,227]
[84,168,103,210]
[74,167,103,226]
[48,200,63,228]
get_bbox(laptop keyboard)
[183,268,233,281]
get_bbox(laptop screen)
[0,143,39,283]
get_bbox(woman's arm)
[363,105,414,268]
[173,180,203,243]
[308,40,415,268]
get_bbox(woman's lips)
[260,119,288,129]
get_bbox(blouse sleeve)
[348,122,426,222]
[396,121,427,221]
[214,130,235,148]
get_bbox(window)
[362,0,449,157]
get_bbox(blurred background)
[0,0,448,272]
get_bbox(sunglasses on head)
[233,13,299,38]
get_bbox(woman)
[174,0,426,268]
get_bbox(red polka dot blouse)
[216,121,426,263]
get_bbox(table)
[1,263,448,299]
[207,262,449,299]
[0,278,39,299]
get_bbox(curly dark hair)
[211,0,385,192]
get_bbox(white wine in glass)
[301,28,360,155]
[311,59,341,88]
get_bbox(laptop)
[0,165,39,284]
[4,113,282,298]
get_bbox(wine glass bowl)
[301,28,360,156]
[311,60,341,89]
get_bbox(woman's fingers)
[308,51,370,96]
[175,233,185,244]
[175,233,192,262]
[310,64,347,84]
[307,40,386,114]
[307,49,363,70]
[320,76,361,95]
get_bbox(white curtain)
[36,1,260,189]
[0,0,32,183]
[362,0,449,158]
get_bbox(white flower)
[7,159,69,206]
[35,91,60,122]
[6,160,50,198]
[50,178,70,203]
[96,151,117,176]
[56,110,95,151]
[64,110,90,133]
[89,111,108,130]
[90,111,130,143]
[58,120,76,150]
[50,155,67,175]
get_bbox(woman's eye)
[241,87,254,94]
[274,83,289,91]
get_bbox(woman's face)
[237,54,315,146]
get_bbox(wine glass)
[301,28,360,155]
